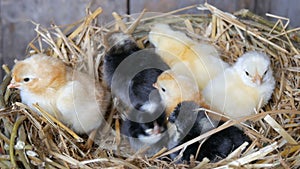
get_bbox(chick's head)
[153,71,181,105]
[9,54,67,94]
[234,51,273,88]
[153,70,199,107]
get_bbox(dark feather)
[103,32,169,112]
[104,32,170,156]
[168,101,251,163]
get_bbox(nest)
[1,3,300,168]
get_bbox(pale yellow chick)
[149,23,229,90]
[153,70,208,116]
[202,51,275,120]
[9,54,110,134]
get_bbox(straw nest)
[1,3,300,169]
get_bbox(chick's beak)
[152,83,158,89]
[252,73,262,85]
[152,121,161,135]
[8,82,19,89]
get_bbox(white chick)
[202,51,275,120]
[9,54,110,134]
[149,23,229,90]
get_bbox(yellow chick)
[202,51,275,120]
[149,23,229,90]
[9,54,110,134]
[153,70,208,116]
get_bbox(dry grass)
[0,3,300,168]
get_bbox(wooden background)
[1,0,300,79]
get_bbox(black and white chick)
[103,31,170,155]
[168,101,251,163]
[103,31,170,112]
[121,109,169,156]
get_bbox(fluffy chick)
[168,101,251,163]
[103,32,171,156]
[202,51,275,120]
[103,32,140,88]
[9,54,110,134]
[103,31,169,113]
[153,70,205,116]
[121,109,169,156]
[149,23,229,90]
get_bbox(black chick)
[103,32,170,156]
[103,32,169,113]
[168,101,251,163]
[103,32,140,87]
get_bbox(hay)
[1,2,300,168]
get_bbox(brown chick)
[9,54,110,134]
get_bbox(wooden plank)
[253,0,300,28]
[130,0,201,14]
[130,0,300,28]
[130,0,256,15]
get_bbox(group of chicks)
[8,23,275,163]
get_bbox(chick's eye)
[161,87,166,92]
[263,69,268,77]
[245,71,249,76]
[23,78,30,82]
